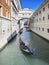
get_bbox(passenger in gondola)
[20,41,25,46]
[20,42,31,51]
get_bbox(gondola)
[19,39,35,55]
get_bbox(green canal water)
[0,28,49,65]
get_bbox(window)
[43,7,45,11]
[48,15,49,19]
[43,17,45,21]
[22,14,24,15]
[39,27,40,30]
[39,11,41,14]
[3,30,5,32]
[47,29,49,33]
[37,13,38,15]
[8,12,9,18]
[42,28,44,31]
[29,13,31,15]
[39,18,41,21]
[37,19,38,22]
[6,11,10,18]
[48,4,49,8]
[36,27,37,30]
[0,6,1,15]
[6,11,8,17]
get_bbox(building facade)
[0,0,11,19]
[11,0,22,33]
[0,0,22,38]
[30,0,49,40]
[0,0,11,38]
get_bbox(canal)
[0,28,49,65]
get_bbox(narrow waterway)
[0,28,49,65]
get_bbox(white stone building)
[11,0,22,33]
[30,0,49,40]
[0,0,11,38]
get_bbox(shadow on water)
[0,35,17,52]
[20,47,49,65]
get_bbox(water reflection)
[21,28,49,64]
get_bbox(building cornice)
[35,0,49,13]
[0,16,11,21]
[19,0,22,9]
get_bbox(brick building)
[0,0,11,19]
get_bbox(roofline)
[19,0,22,9]
[34,0,49,13]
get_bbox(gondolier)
[19,38,35,55]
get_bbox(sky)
[20,0,45,11]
